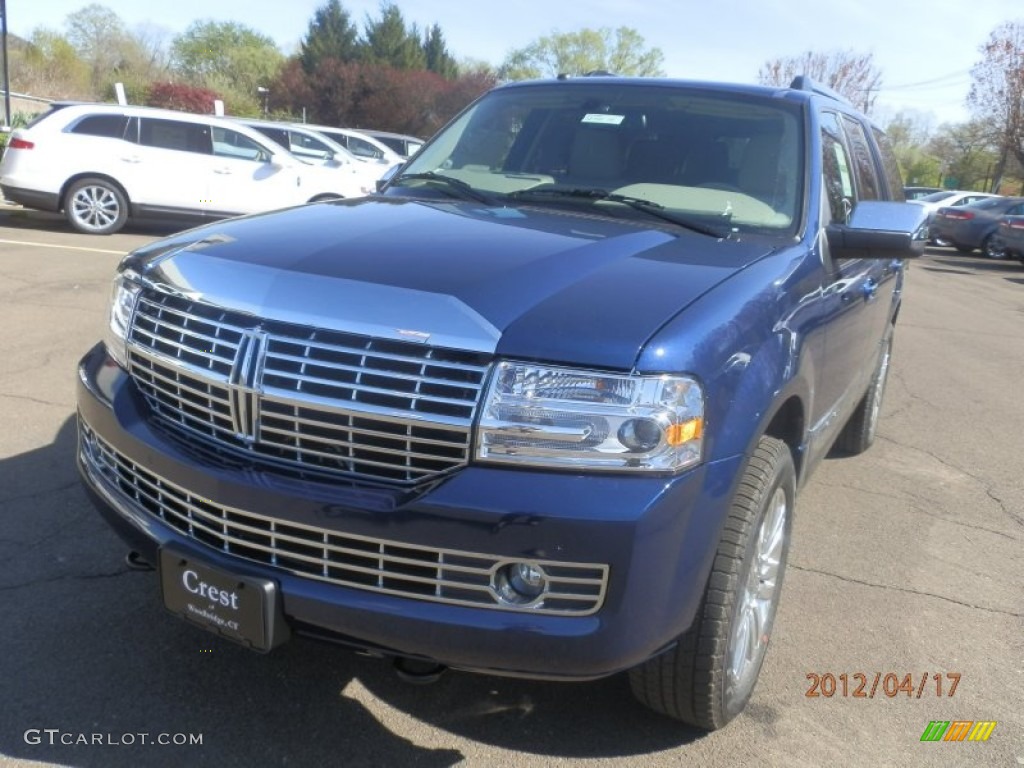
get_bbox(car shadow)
[923,248,1024,273]
[0,417,700,767]
[0,206,198,238]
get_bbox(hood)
[126,197,775,370]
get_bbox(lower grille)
[81,422,608,616]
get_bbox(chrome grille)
[80,424,609,616]
[127,290,490,486]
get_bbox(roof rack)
[556,70,618,80]
[789,76,850,105]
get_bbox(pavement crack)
[878,435,1024,529]
[788,563,1024,619]
[0,391,70,409]
[0,567,133,593]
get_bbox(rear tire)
[834,327,893,456]
[629,436,795,729]
[64,177,128,235]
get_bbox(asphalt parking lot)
[0,206,1021,768]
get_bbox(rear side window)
[870,127,903,201]
[211,127,270,161]
[139,118,211,154]
[249,125,289,148]
[840,116,881,201]
[70,114,129,139]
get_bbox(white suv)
[0,104,374,234]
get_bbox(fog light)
[618,418,662,452]
[494,562,548,605]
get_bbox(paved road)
[0,209,1021,768]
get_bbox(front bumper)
[77,343,743,680]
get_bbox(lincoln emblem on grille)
[228,328,267,444]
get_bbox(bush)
[145,82,223,114]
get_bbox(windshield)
[397,82,805,234]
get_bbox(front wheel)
[982,234,1005,259]
[64,178,128,235]
[629,436,795,729]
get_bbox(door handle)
[214,168,233,175]
[121,156,141,163]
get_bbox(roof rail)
[789,76,850,105]
[556,70,618,80]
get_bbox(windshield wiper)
[392,172,500,205]
[508,186,731,238]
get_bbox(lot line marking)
[0,238,125,255]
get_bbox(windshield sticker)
[581,113,625,125]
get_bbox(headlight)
[476,362,704,472]
[103,272,143,369]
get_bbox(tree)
[300,0,360,73]
[927,121,1001,190]
[171,21,283,114]
[500,27,664,80]
[759,50,882,113]
[884,112,941,186]
[65,4,129,90]
[423,24,458,79]
[9,28,91,99]
[968,20,1024,192]
[361,3,426,70]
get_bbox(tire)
[64,177,128,235]
[982,234,1005,259]
[834,327,893,456]
[629,436,795,730]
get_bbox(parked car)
[303,124,404,167]
[355,129,424,159]
[76,75,925,730]
[234,118,387,182]
[903,185,941,200]
[931,196,1024,256]
[990,214,1024,265]
[908,189,1001,244]
[0,103,373,234]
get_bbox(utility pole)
[1,0,11,130]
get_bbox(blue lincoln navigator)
[77,76,926,729]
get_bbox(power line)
[880,70,972,91]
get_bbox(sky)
[8,0,1020,127]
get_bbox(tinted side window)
[820,112,855,223]
[139,119,211,154]
[70,114,129,139]
[347,135,383,160]
[250,126,289,148]
[841,115,881,201]
[211,127,270,161]
[871,127,903,200]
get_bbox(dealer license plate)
[159,546,285,652]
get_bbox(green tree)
[423,24,458,79]
[499,27,665,80]
[759,50,882,113]
[300,0,360,73]
[968,20,1024,192]
[927,121,1001,190]
[361,3,426,70]
[10,28,91,99]
[883,112,941,186]
[171,21,283,114]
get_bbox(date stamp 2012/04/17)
[805,672,961,699]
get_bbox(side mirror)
[826,201,928,260]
